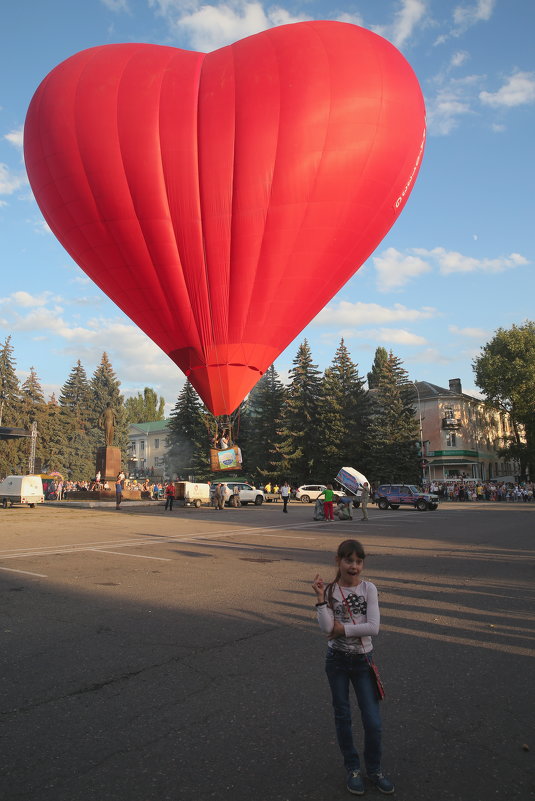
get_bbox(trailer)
[174,481,211,508]
[334,467,370,508]
[0,475,44,508]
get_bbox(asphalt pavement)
[0,500,533,801]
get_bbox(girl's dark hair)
[326,540,366,608]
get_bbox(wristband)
[315,601,327,607]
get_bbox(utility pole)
[28,421,37,474]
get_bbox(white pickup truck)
[0,475,45,508]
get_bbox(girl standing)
[318,483,335,521]
[312,539,394,795]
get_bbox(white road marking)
[0,566,47,577]
[0,513,433,565]
[84,548,171,561]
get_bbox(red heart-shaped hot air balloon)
[24,21,425,415]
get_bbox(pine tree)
[20,367,47,471]
[0,336,21,427]
[0,336,23,477]
[316,340,370,479]
[40,397,70,475]
[241,365,285,481]
[367,352,420,484]
[89,353,129,457]
[165,380,209,479]
[277,340,322,483]
[58,361,94,480]
[125,387,166,423]
[367,346,389,389]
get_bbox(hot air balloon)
[24,21,425,417]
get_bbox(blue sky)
[1,0,534,410]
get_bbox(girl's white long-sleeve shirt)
[316,580,380,654]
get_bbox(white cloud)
[373,246,431,291]
[100,0,129,11]
[150,0,309,51]
[335,12,364,26]
[368,246,529,289]
[375,328,427,345]
[4,128,24,149]
[314,300,436,326]
[414,247,529,275]
[435,0,495,44]
[453,0,496,29]
[0,291,183,405]
[373,0,428,49]
[480,71,535,108]
[0,163,26,196]
[450,50,469,68]
[426,86,473,135]
[411,347,453,364]
[321,327,427,346]
[7,291,62,308]
[449,325,489,338]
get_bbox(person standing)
[165,481,176,511]
[360,482,370,522]
[214,483,225,510]
[281,481,291,513]
[318,484,335,521]
[115,477,123,509]
[312,539,394,796]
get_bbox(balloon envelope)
[24,21,425,415]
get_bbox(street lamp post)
[413,381,426,485]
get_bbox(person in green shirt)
[318,484,335,521]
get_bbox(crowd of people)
[41,473,535,506]
[424,480,534,502]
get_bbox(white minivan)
[0,475,45,508]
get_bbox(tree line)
[166,339,422,487]
[2,319,532,484]
[0,336,165,480]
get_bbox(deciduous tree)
[473,321,535,479]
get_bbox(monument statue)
[99,403,117,447]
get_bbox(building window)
[130,441,136,454]
[446,432,456,447]
[140,441,145,453]
[154,439,159,449]
[444,406,455,419]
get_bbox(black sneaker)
[368,771,394,794]
[347,769,365,795]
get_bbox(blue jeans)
[325,648,382,774]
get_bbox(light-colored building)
[413,379,519,482]
[127,420,171,477]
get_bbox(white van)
[174,481,211,508]
[0,475,45,508]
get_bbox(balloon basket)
[210,447,242,472]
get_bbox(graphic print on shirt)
[335,592,367,622]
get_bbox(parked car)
[375,484,439,511]
[295,484,342,504]
[211,482,265,506]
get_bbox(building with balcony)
[127,420,171,477]
[412,379,518,481]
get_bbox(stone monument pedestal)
[96,446,122,481]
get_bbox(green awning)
[428,458,479,466]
